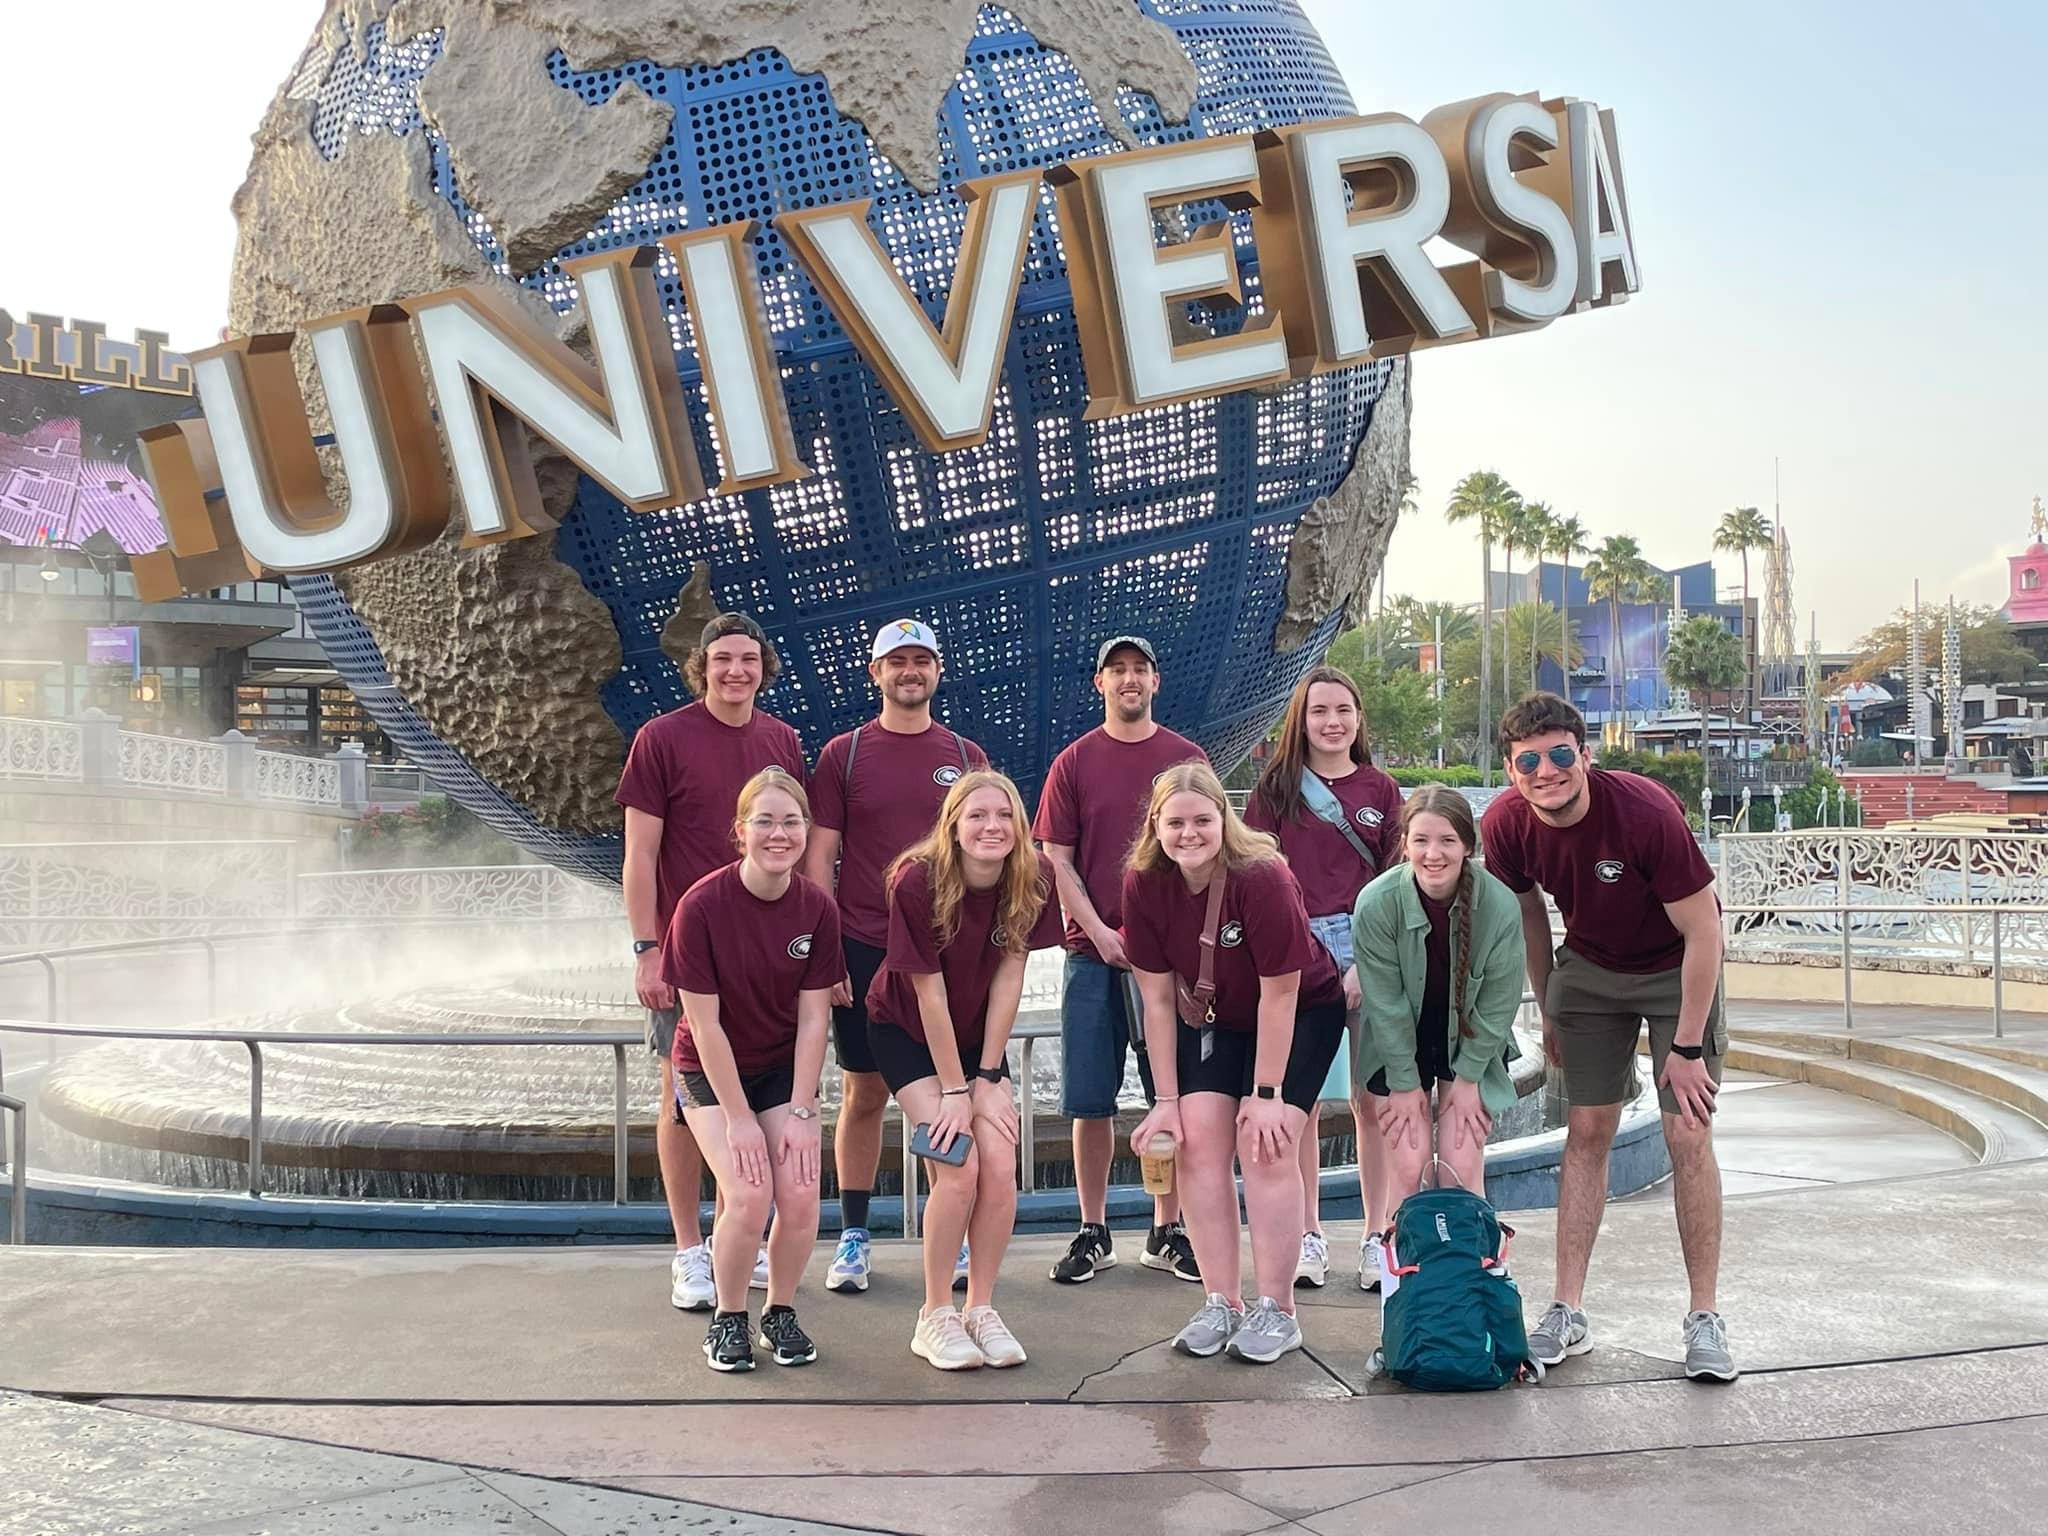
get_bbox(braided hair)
[1398,783,1481,1039]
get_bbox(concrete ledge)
[1728,956,2048,1013]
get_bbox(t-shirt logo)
[933,764,963,787]
[1594,860,1625,884]
[990,925,1008,947]
[788,933,815,960]
[1219,920,1245,947]
[1358,807,1384,828]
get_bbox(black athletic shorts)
[831,936,888,1075]
[867,1016,1012,1096]
[677,1065,796,1117]
[1364,1018,1456,1098]
[1174,998,1347,1113]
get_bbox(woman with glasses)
[666,766,844,1373]
[1246,665,1402,1291]
[1351,783,1524,1205]
[1123,762,1348,1364]
[866,771,1063,1370]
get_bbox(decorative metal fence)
[0,841,300,949]
[296,865,621,922]
[1,715,356,812]
[0,718,84,782]
[118,732,228,797]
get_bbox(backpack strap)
[955,728,970,772]
[842,723,863,798]
[1174,872,1227,1027]
[1300,769,1378,874]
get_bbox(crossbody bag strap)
[1299,768,1378,873]
[1176,870,1227,1027]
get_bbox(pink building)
[2005,499,2048,625]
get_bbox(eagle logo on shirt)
[933,765,963,786]
[788,934,815,960]
[1594,860,1625,884]
[1357,807,1384,828]
[1219,920,1245,947]
[991,925,1009,947]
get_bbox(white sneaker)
[952,1242,971,1292]
[670,1245,714,1311]
[826,1229,871,1293]
[962,1304,1026,1367]
[1360,1231,1386,1293]
[1295,1230,1329,1289]
[750,1246,770,1291]
[911,1305,985,1370]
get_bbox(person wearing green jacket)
[1350,784,1525,1201]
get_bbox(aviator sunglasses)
[1512,744,1580,775]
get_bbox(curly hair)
[682,631,781,698]
[1497,690,1586,759]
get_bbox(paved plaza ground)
[5,1002,2047,1534]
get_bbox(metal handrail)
[0,1091,25,1244]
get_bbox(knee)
[1662,1114,1714,1162]
[1566,1107,1621,1156]
[843,1071,889,1117]
[722,1182,771,1229]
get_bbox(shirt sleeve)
[1242,790,1277,835]
[1118,867,1169,973]
[1024,856,1065,949]
[615,725,669,817]
[963,734,991,771]
[883,862,944,976]
[1245,859,1315,978]
[809,734,849,831]
[1644,794,1716,904]
[1368,771,1404,868]
[1478,799,1532,893]
[778,723,810,790]
[668,885,718,994]
[1032,748,1079,847]
[802,895,846,989]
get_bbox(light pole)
[1401,610,1448,769]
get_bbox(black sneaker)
[1049,1223,1117,1283]
[1140,1221,1200,1282]
[757,1305,818,1366]
[703,1311,755,1373]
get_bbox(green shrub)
[1388,763,1483,788]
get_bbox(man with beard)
[1033,637,1206,1285]
[805,620,990,1294]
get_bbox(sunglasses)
[1512,744,1580,775]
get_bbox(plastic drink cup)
[1140,1133,1177,1195]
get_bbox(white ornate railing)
[119,730,228,797]
[253,748,341,806]
[0,717,83,782]
[296,864,621,921]
[0,839,299,949]
[1721,828,2048,958]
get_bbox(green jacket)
[1350,863,1525,1116]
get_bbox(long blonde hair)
[1126,761,1280,878]
[886,770,1048,955]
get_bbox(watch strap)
[632,939,660,955]
[1668,1042,1706,1061]
[973,1065,1005,1083]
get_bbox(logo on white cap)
[872,619,941,662]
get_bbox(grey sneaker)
[1226,1296,1303,1364]
[1683,1310,1738,1382]
[1529,1301,1591,1366]
[1173,1292,1244,1357]
[1359,1231,1386,1293]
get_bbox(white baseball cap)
[871,618,941,662]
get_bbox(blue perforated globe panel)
[291,1,1387,882]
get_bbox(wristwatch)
[1252,1084,1279,1101]
[632,939,660,955]
[1668,1042,1706,1061]
[789,1105,817,1121]
[972,1065,1005,1084]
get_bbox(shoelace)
[926,1309,974,1349]
[1064,1229,1102,1262]
[1240,1299,1290,1338]
[1303,1232,1328,1261]
[764,1311,808,1347]
[965,1309,1016,1349]
[679,1248,712,1282]
[1191,1296,1240,1334]
[712,1315,749,1353]
[1683,1312,1725,1349]
[1538,1301,1579,1340]
[834,1233,866,1266]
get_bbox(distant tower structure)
[1760,513,1799,697]
[1803,611,1825,754]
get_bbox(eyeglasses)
[745,817,807,835]
[1512,745,1579,775]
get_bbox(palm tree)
[1444,472,1521,778]
[1376,472,1422,669]
[1665,613,1747,756]
[1583,534,1657,732]
[1713,506,1773,717]
[1516,501,1556,689]
[1501,601,1582,681]
[1546,513,1590,696]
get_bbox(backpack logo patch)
[933,764,963,786]
[787,934,814,960]
[1219,920,1245,947]
[1358,806,1384,827]
[1435,1213,1451,1243]
[1594,860,1625,884]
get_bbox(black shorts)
[831,936,888,1075]
[867,1016,1012,1096]
[677,1065,796,1116]
[1174,998,1347,1113]
[1364,1019,1456,1098]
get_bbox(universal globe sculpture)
[243,0,1410,881]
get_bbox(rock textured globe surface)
[250,0,1410,881]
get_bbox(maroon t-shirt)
[810,721,990,946]
[1481,768,1715,974]
[1119,856,1343,1030]
[1245,763,1404,917]
[1031,724,1207,958]
[615,702,808,934]
[866,853,1065,1059]
[663,865,845,1073]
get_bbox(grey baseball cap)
[1094,635,1158,671]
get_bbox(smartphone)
[910,1122,972,1167]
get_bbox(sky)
[2,1,2041,648]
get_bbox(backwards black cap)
[699,612,768,650]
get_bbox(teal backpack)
[1374,1177,1541,1391]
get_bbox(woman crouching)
[867,771,1062,1370]
[1124,762,1348,1364]
[667,767,843,1373]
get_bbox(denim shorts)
[1308,911,1358,1104]
[1059,950,1156,1119]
